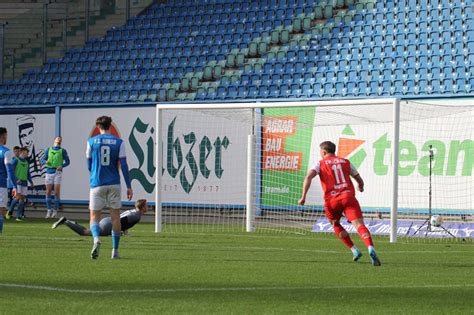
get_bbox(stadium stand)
[0,0,472,105]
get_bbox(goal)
[154,99,474,242]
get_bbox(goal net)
[397,100,474,240]
[154,99,474,241]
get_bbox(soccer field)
[1,220,473,314]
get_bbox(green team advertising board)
[261,107,316,206]
[261,105,474,211]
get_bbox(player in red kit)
[298,141,381,266]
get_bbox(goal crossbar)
[155,99,398,110]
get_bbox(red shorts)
[324,195,363,222]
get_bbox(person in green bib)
[42,136,70,219]
[9,147,34,221]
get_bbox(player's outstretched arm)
[86,158,92,172]
[353,174,364,192]
[349,162,364,192]
[118,141,133,200]
[86,141,92,172]
[119,157,133,200]
[298,169,317,205]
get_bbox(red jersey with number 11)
[312,155,359,201]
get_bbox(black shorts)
[99,217,113,236]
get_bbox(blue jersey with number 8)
[87,134,126,188]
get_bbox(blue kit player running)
[87,116,133,260]
[0,127,16,234]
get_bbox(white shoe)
[111,250,120,259]
[91,241,101,260]
[51,210,58,218]
[45,210,52,219]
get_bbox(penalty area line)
[0,283,473,294]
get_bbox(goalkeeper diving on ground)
[51,199,147,236]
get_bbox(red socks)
[357,225,374,247]
[333,223,375,249]
[333,223,354,249]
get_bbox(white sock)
[350,246,359,254]
[94,237,100,244]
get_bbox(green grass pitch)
[1,220,473,314]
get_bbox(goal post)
[390,99,401,243]
[154,106,163,233]
[246,134,256,232]
[154,99,474,241]
[155,99,397,237]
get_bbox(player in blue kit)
[87,116,133,259]
[0,128,17,234]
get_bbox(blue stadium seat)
[226,86,237,99]
[79,91,90,103]
[1,0,471,104]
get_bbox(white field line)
[0,283,473,294]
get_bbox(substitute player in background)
[52,199,147,236]
[9,147,34,221]
[0,128,17,234]
[87,116,133,260]
[42,136,70,219]
[298,141,381,266]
